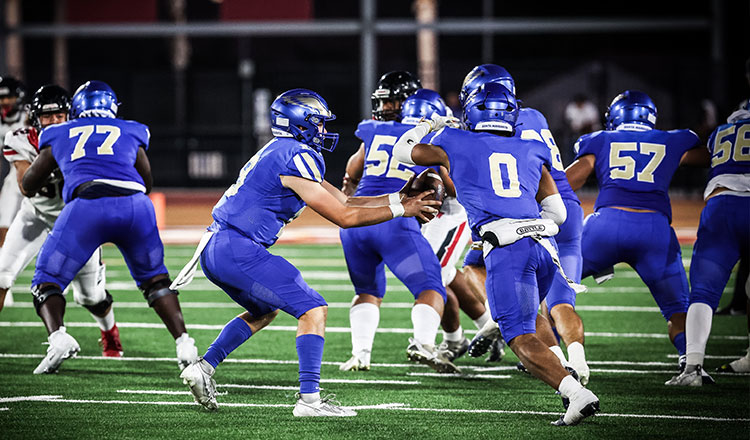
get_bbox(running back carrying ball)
[408,169,445,222]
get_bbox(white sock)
[567,341,587,368]
[349,302,380,363]
[300,392,320,403]
[472,308,492,330]
[443,326,463,342]
[686,302,713,366]
[549,345,568,367]
[412,303,441,347]
[557,374,583,399]
[92,309,115,331]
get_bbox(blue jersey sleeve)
[668,129,700,155]
[38,124,61,151]
[284,148,326,183]
[355,120,375,144]
[574,132,602,159]
[128,121,151,151]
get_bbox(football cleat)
[180,358,218,411]
[467,320,501,358]
[99,324,123,357]
[559,367,580,410]
[717,353,750,373]
[486,338,507,362]
[406,338,461,374]
[33,327,80,374]
[516,361,530,375]
[175,333,199,371]
[293,393,357,417]
[551,387,600,426]
[339,354,371,372]
[437,336,470,362]
[665,365,715,386]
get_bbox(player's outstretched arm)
[134,146,153,194]
[281,175,440,227]
[679,146,711,167]
[341,143,365,196]
[565,154,595,191]
[20,148,57,197]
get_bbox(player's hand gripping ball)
[406,169,446,223]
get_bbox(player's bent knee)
[81,290,113,315]
[140,277,178,307]
[31,284,65,314]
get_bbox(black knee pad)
[141,278,178,307]
[31,284,65,314]
[82,290,114,316]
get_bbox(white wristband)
[389,203,405,218]
[388,192,402,204]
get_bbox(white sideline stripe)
[0,321,746,340]
[1,353,747,376]
[4,302,665,313]
[2,395,745,423]
[408,372,512,380]
[118,389,209,396]
[667,354,744,360]
[224,379,421,386]
[221,385,298,391]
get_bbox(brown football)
[407,169,445,223]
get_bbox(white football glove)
[426,115,462,132]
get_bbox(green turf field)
[1,243,748,439]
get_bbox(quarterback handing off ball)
[408,169,445,223]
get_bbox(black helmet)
[29,85,71,129]
[0,75,26,117]
[371,71,422,121]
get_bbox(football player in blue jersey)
[460,64,589,382]
[20,80,198,374]
[666,100,750,385]
[566,90,712,383]
[393,83,600,426]
[338,88,464,374]
[174,88,440,416]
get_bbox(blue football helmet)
[400,89,449,125]
[270,88,338,152]
[605,90,657,130]
[463,82,518,133]
[71,80,119,119]
[459,64,516,108]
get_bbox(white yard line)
[3,352,748,376]
[0,395,746,423]
[407,372,512,380]
[0,321,745,341]
[4,301,666,313]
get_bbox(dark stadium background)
[5,0,748,191]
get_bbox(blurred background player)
[0,76,27,282]
[175,88,439,416]
[566,90,712,383]
[0,85,123,357]
[460,64,588,382]
[338,86,460,374]
[20,80,197,374]
[666,99,750,385]
[393,82,599,426]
